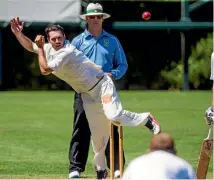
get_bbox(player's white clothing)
[81,75,150,170]
[210,52,214,81]
[33,41,104,93]
[122,150,196,180]
[33,41,151,171]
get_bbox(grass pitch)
[0,91,213,179]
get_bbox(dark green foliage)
[161,33,213,89]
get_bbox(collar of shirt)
[83,29,110,40]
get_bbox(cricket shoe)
[145,114,161,135]
[114,170,120,179]
[96,169,108,180]
[68,170,80,178]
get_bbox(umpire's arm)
[111,38,128,80]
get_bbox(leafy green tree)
[161,33,213,90]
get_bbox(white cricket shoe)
[69,170,80,179]
[145,114,161,135]
[114,170,120,179]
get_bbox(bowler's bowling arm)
[14,32,35,53]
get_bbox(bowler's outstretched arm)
[10,17,34,53]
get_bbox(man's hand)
[205,107,214,125]
[106,73,114,79]
[35,35,45,49]
[10,17,24,35]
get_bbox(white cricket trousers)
[81,74,150,171]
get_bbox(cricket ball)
[142,11,151,20]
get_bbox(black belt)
[88,76,104,91]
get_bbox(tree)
[161,33,213,90]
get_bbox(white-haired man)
[11,17,161,179]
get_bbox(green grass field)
[0,91,213,179]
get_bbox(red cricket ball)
[142,11,151,20]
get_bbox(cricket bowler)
[11,17,161,178]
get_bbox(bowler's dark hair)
[45,24,65,38]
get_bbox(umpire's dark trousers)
[69,92,125,173]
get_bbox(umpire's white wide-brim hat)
[80,3,111,20]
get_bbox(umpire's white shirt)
[33,40,104,93]
[122,150,196,180]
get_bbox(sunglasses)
[87,15,103,19]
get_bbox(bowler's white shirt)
[122,150,196,180]
[210,52,214,81]
[33,40,104,93]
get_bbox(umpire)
[68,2,128,179]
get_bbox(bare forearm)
[38,49,53,75]
[15,32,34,52]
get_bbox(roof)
[0,0,81,28]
